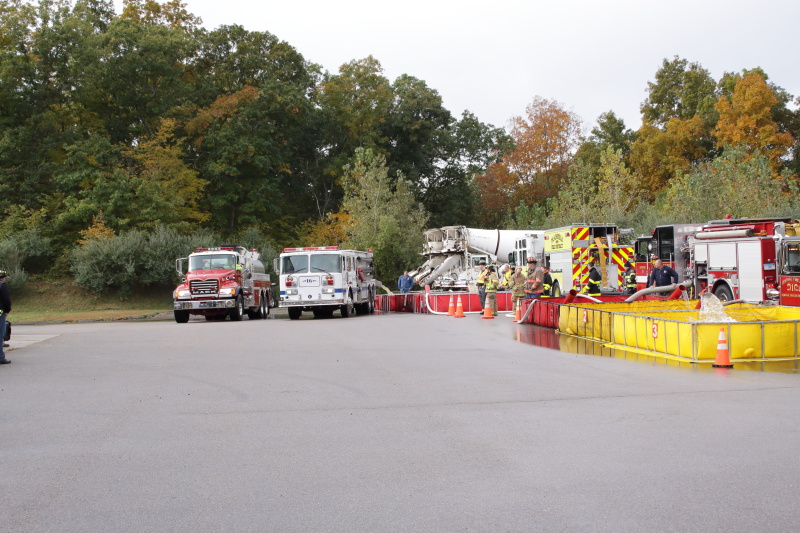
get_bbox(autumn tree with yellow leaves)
[714,72,795,172]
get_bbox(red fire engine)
[687,217,800,304]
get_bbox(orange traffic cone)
[453,296,466,318]
[447,294,455,316]
[514,300,521,321]
[481,298,494,319]
[712,327,733,368]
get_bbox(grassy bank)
[9,279,173,324]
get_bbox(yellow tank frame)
[557,301,800,364]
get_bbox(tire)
[713,284,734,302]
[368,290,375,314]
[341,294,353,318]
[230,295,244,321]
[261,292,269,318]
[288,307,301,320]
[174,310,190,323]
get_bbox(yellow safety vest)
[485,274,500,293]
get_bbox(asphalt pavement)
[2,312,800,532]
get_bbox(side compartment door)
[737,241,764,302]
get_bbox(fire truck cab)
[173,246,271,323]
[777,238,800,306]
[635,223,704,291]
[277,247,379,319]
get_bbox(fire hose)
[624,280,692,303]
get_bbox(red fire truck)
[173,246,272,322]
[687,217,800,304]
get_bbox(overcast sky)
[118,0,798,134]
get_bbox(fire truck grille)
[190,279,219,295]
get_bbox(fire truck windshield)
[311,254,341,273]
[281,255,308,274]
[189,254,237,271]
[784,243,800,273]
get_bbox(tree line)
[479,58,799,235]
[0,0,509,290]
[1,1,798,292]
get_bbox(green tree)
[575,110,636,168]
[640,56,718,128]
[661,146,796,223]
[594,147,641,221]
[340,148,429,282]
[186,83,315,233]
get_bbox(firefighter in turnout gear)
[524,264,544,299]
[623,261,637,295]
[541,265,553,298]
[476,259,488,309]
[584,260,602,296]
[484,264,500,316]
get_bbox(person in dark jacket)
[623,261,637,295]
[647,259,679,288]
[0,270,11,364]
[541,265,553,298]
[584,261,602,296]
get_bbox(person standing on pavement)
[541,265,553,298]
[0,270,11,364]
[524,265,544,300]
[646,259,679,288]
[584,260,602,296]
[508,266,526,308]
[484,264,500,316]
[623,261,637,294]
[476,259,488,309]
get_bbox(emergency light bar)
[283,246,340,252]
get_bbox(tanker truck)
[410,226,544,290]
[173,245,272,323]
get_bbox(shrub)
[70,227,219,293]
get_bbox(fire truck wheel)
[713,284,733,302]
[368,290,375,314]
[288,307,301,320]
[174,310,190,323]
[341,296,354,318]
[261,292,269,318]
[230,295,245,321]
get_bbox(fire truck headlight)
[286,289,298,295]
[766,288,780,299]
[322,288,335,294]
[175,289,190,299]
[219,288,236,297]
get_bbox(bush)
[70,227,218,294]
[0,228,54,289]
